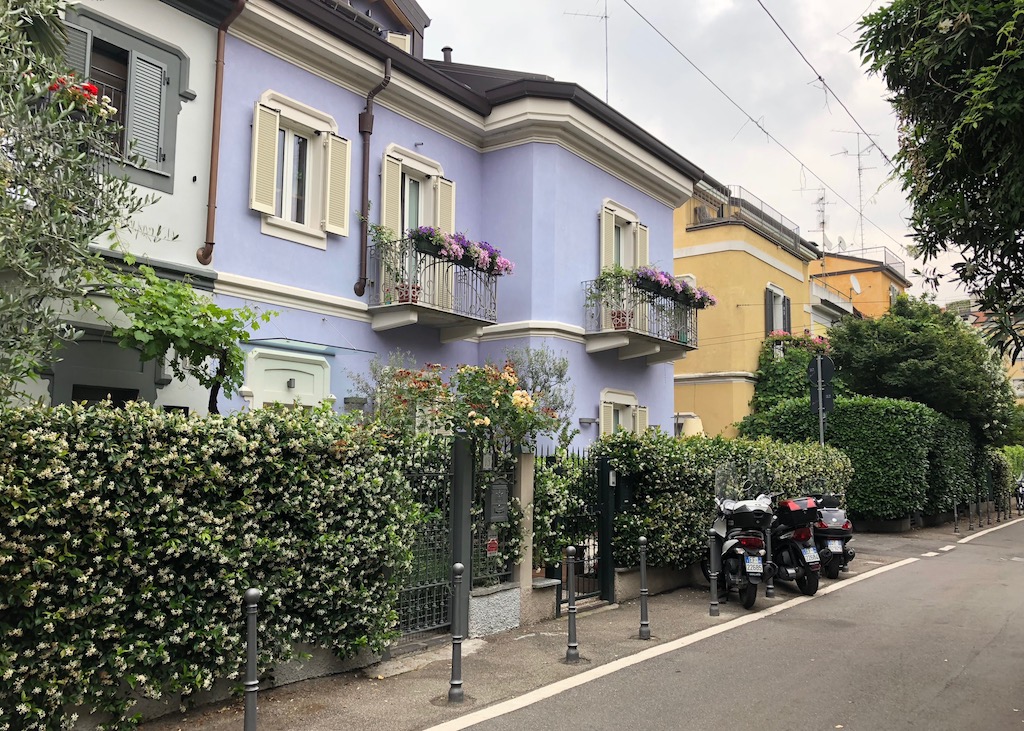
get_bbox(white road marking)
[422,558,920,731]
[940,545,956,552]
[921,551,940,557]
[958,516,1024,544]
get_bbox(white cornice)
[675,241,807,282]
[480,321,586,343]
[674,371,758,385]
[215,272,370,321]
[233,1,694,207]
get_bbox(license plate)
[827,540,843,553]
[802,547,820,563]
[744,556,763,574]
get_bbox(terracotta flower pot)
[611,309,633,330]
[397,283,421,303]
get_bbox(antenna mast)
[833,130,876,250]
[566,0,609,103]
[797,184,832,251]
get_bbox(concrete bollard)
[243,588,261,731]
[565,546,580,662]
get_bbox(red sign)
[486,537,499,557]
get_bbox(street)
[438,520,1024,731]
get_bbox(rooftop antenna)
[796,184,832,251]
[833,130,877,250]
[566,0,609,103]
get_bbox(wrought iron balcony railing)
[367,240,498,324]
[582,279,698,348]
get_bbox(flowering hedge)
[0,402,416,730]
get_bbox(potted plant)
[587,265,634,329]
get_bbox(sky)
[419,0,967,306]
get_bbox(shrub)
[1002,445,1024,479]
[0,402,416,730]
[926,415,976,514]
[740,395,936,520]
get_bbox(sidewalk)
[138,518,1006,731]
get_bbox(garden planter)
[636,278,662,294]
[610,310,633,330]
[413,239,441,257]
[397,283,420,303]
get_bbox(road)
[452,520,1024,730]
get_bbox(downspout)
[197,0,247,266]
[354,58,392,296]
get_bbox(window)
[764,285,791,335]
[599,389,649,436]
[600,200,648,270]
[380,144,454,235]
[64,6,193,194]
[889,284,900,307]
[239,348,335,410]
[249,91,351,248]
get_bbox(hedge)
[926,415,977,514]
[585,430,852,568]
[740,395,941,520]
[0,402,417,730]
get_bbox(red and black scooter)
[812,493,856,579]
[770,496,821,596]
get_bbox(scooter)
[702,487,774,610]
[770,496,821,595]
[812,493,856,579]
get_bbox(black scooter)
[770,496,821,596]
[702,490,774,609]
[812,493,855,579]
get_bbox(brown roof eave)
[485,78,705,183]
[268,0,491,115]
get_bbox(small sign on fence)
[486,535,499,557]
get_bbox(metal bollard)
[243,588,261,731]
[953,499,960,534]
[565,547,580,662]
[448,563,465,703]
[764,521,775,598]
[638,537,651,640]
[708,528,720,617]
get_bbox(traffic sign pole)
[816,356,825,447]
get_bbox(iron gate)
[396,436,453,639]
[537,451,615,607]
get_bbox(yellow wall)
[673,201,815,436]
[815,257,906,319]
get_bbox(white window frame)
[250,90,351,249]
[600,199,648,270]
[239,348,335,410]
[765,283,791,335]
[380,143,453,236]
[599,388,649,436]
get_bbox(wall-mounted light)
[286,378,296,389]
[578,417,598,426]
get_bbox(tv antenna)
[566,0,609,103]
[796,184,833,251]
[833,130,877,250]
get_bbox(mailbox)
[616,477,635,512]
[485,477,510,523]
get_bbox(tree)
[107,265,274,414]
[0,0,149,401]
[857,2,1024,358]
[502,344,577,446]
[828,295,1016,443]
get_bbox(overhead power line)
[618,0,908,253]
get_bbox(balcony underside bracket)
[618,341,661,360]
[440,325,484,343]
[371,309,419,332]
[585,333,630,354]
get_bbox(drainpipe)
[354,58,392,296]
[197,0,247,266]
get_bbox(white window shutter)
[380,154,403,236]
[637,223,649,266]
[126,51,166,171]
[636,406,649,434]
[323,133,351,236]
[600,402,615,436]
[63,22,92,78]
[437,177,455,234]
[600,207,614,269]
[249,103,280,215]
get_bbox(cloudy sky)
[420,0,966,305]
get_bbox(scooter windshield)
[714,461,770,503]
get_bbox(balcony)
[367,240,497,341]
[690,185,805,256]
[582,279,698,365]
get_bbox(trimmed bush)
[926,415,977,514]
[587,431,852,569]
[0,402,416,730]
[1002,445,1024,479]
[740,395,936,520]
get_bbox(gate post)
[597,457,615,602]
[451,435,473,639]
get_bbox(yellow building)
[672,179,852,437]
[813,248,911,319]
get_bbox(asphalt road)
[451,520,1024,731]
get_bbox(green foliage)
[987,448,1016,513]
[0,0,150,401]
[107,266,274,414]
[828,295,1016,443]
[740,395,940,520]
[750,332,845,413]
[531,450,592,569]
[0,402,417,729]
[502,344,577,447]
[995,403,1024,447]
[584,431,852,569]
[857,2,1024,357]
[926,415,977,513]
[1002,444,1024,478]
